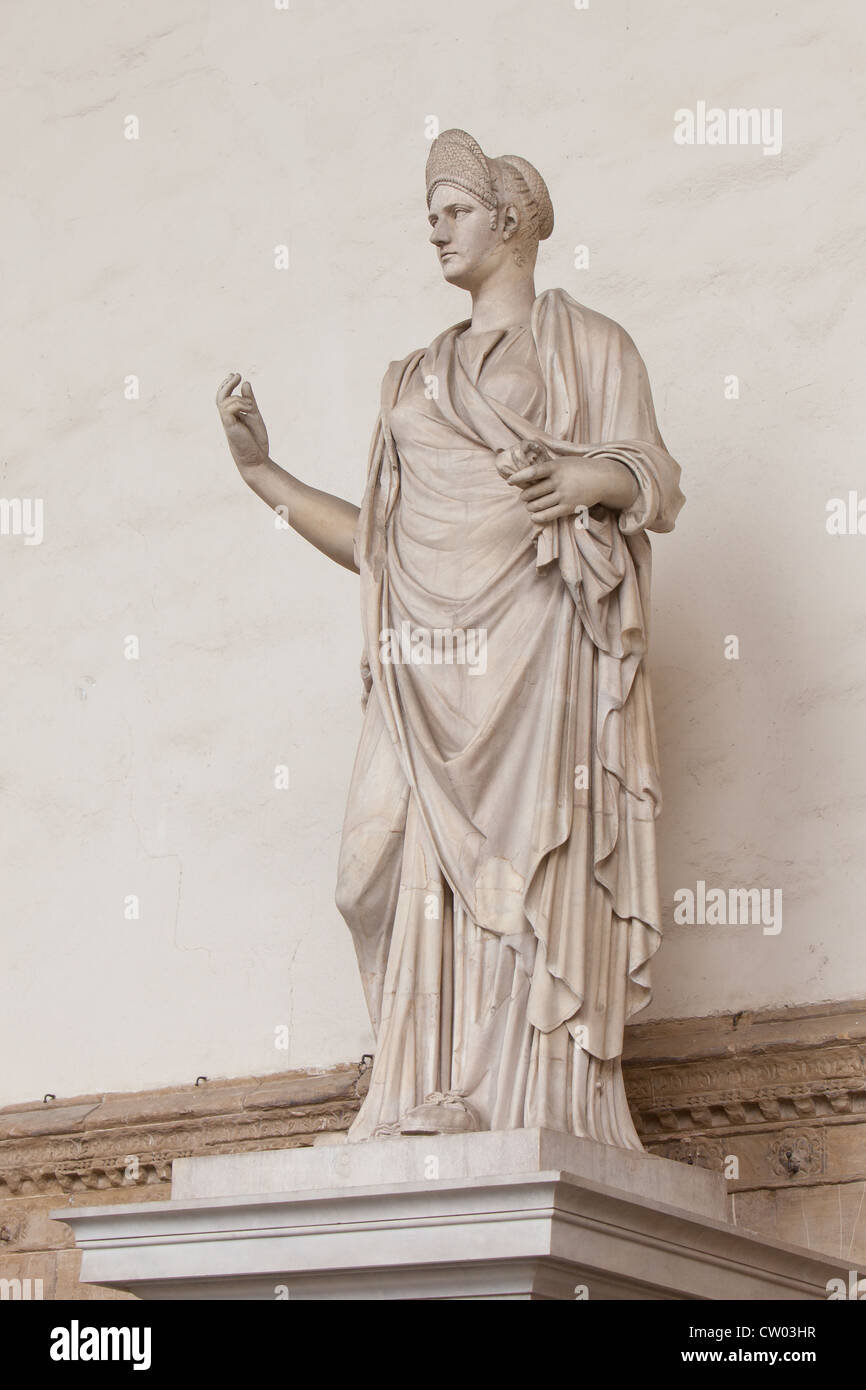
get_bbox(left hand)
[506,441,605,524]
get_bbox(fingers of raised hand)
[220,396,255,421]
[216,372,241,405]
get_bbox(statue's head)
[425,129,553,290]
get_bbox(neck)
[467,266,537,335]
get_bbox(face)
[427,183,504,289]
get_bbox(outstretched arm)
[216,373,360,574]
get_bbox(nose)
[429,221,449,247]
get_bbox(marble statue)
[216,129,685,1148]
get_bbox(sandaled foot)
[399,1091,479,1135]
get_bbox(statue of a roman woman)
[217,129,684,1150]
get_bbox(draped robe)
[336,287,684,1147]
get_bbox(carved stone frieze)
[623,1001,866,1141]
[0,1066,367,1198]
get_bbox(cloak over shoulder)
[337,288,684,1061]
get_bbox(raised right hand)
[216,373,270,471]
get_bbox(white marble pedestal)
[56,1129,848,1299]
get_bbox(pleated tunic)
[336,288,685,1146]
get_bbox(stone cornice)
[0,1064,368,1197]
[622,1000,866,1138]
[623,999,866,1063]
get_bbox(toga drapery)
[336,287,684,1147]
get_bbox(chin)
[441,261,470,287]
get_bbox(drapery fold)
[336,289,683,1140]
